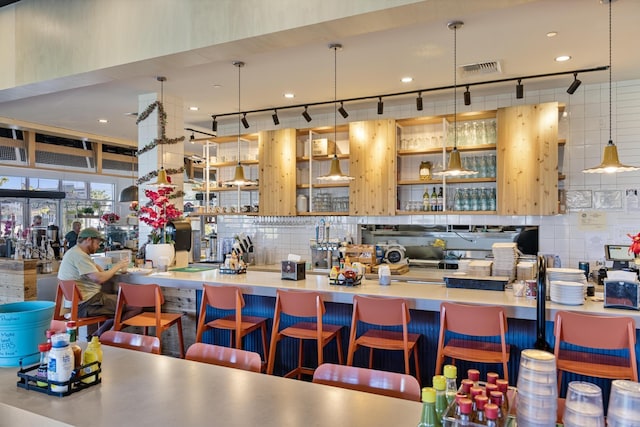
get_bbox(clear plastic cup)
[519,349,557,372]
[607,380,640,423]
[562,381,604,427]
[516,391,558,425]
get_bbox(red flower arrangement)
[138,185,182,243]
[101,212,120,225]
[628,232,640,257]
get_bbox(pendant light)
[583,0,639,174]
[148,76,176,188]
[119,147,138,202]
[434,21,477,177]
[318,43,354,182]
[225,61,257,186]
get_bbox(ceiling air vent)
[458,60,502,78]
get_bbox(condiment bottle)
[417,387,438,427]
[484,403,500,427]
[496,378,510,413]
[66,321,82,371]
[36,342,51,387]
[460,379,474,397]
[48,333,73,392]
[474,395,489,424]
[457,398,473,426]
[486,372,499,385]
[81,336,103,384]
[443,364,458,404]
[489,390,506,421]
[432,375,448,426]
[467,368,480,386]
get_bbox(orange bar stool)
[434,302,510,383]
[266,289,343,379]
[54,280,110,329]
[186,342,262,373]
[313,363,421,401]
[100,330,161,355]
[553,310,638,393]
[195,284,269,362]
[346,295,421,385]
[113,282,185,358]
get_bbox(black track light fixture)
[241,112,249,129]
[211,116,217,133]
[416,92,423,111]
[189,131,195,143]
[567,72,582,94]
[272,109,280,125]
[464,85,471,106]
[516,79,524,99]
[302,106,312,122]
[338,102,349,118]
[377,97,384,115]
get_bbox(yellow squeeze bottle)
[81,337,103,384]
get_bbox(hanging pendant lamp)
[434,21,477,178]
[224,61,257,186]
[119,148,138,201]
[583,1,639,174]
[318,43,354,182]
[148,76,176,188]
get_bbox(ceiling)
[1,0,639,155]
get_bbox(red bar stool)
[186,342,262,373]
[266,289,343,379]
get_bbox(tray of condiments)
[16,360,102,398]
[219,267,247,275]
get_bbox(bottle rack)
[16,360,102,397]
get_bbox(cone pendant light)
[318,43,354,182]
[434,21,477,177]
[225,61,257,186]
[583,0,639,174]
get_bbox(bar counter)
[0,345,422,427]
[120,268,640,327]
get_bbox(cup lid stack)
[492,242,518,281]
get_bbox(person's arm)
[84,258,130,284]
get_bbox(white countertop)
[0,346,422,427]
[120,268,640,327]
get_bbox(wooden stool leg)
[177,318,185,359]
[336,330,344,365]
[260,323,268,362]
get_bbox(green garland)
[136,167,185,185]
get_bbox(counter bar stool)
[113,282,185,358]
[553,310,638,393]
[186,342,262,373]
[346,295,421,386]
[54,280,110,330]
[266,289,343,379]
[435,302,510,383]
[195,284,268,363]
[313,363,421,402]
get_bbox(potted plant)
[138,182,182,267]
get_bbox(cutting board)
[371,263,410,275]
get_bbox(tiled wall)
[215,79,640,271]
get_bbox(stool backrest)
[440,302,507,337]
[186,342,261,373]
[117,282,164,307]
[352,295,410,326]
[277,289,325,318]
[554,310,636,350]
[202,284,245,311]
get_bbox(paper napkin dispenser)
[604,280,640,310]
[281,260,305,281]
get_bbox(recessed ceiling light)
[212,84,222,89]
[555,55,571,62]
[98,119,108,123]
[546,31,558,38]
[124,112,138,117]
[283,93,295,99]
[401,77,413,83]
[189,106,199,111]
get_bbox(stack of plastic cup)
[606,380,640,426]
[562,381,604,427]
[516,349,558,427]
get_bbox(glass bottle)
[436,187,443,211]
[489,390,506,421]
[36,342,51,387]
[443,364,458,404]
[496,379,510,413]
[430,187,437,212]
[432,375,448,426]
[467,369,480,387]
[460,379,474,397]
[484,403,499,427]
[66,321,82,372]
[458,398,473,426]
[474,395,489,424]
[417,387,438,427]
[486,372,499,385]
[423,187,431,211]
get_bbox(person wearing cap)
[57,227,141,337]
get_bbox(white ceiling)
[0,0,638,154]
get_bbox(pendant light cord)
[608,0,612,143]
[334,45,338,154]
[237,62,242,161]
[452,23,458,149]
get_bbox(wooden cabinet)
[349,119,397,216]
[258,128,297,216]
[496,102,559,215]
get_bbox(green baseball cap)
[78,227,105,240]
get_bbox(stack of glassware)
[516,349,558,427]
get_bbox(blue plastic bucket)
[0,301,55,367]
